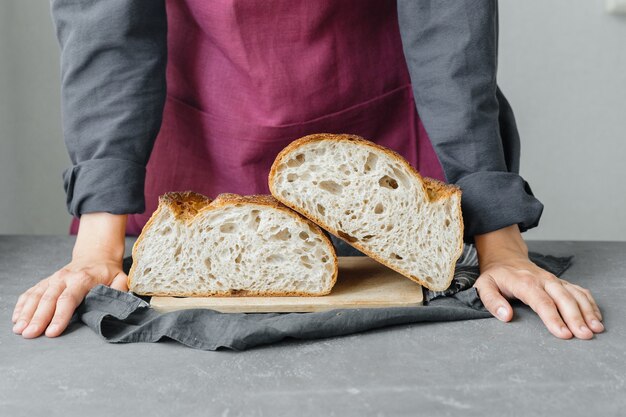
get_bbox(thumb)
[109,271,129,292]
[474,273,513,322]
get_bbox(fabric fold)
[63,158,147,216]
[456,171,544,239]
[77,285,493,351]
[75,245,572,351]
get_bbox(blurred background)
[0,0,624,240]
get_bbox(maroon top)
[71,0,444,236]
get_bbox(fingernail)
[560,326,571,336]
[496,307,508,320]
[47,324,58,334]
[12,320,26,333]
[591,320,604,331]
[580,325,591,334]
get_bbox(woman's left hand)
[472,225,604,340]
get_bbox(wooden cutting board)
[150,256,423,313]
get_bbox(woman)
[12,0,603,340]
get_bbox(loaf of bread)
[269,133,464,291]
[127,192,338,296]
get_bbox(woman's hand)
[12,212,128,339]
[473,225,604,340]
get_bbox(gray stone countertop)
[1,236,625,417]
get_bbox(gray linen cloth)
[76,238,572,351]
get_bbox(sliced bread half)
[128,192,338,296]
[269,133,463,291]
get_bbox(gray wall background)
[1,0,624,240]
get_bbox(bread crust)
[127,192,339,297]
[268,133,464,291]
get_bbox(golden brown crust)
[159,191,213,222]
[268,133,464,292]
[127,191,338,296]
[127,288,333,298]
[422,177,461,202]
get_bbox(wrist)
[474,224,528,267]
[73,212,127,261]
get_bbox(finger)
[564,284,604,333]
[12,282,48,334]
[110,272,129,292]
[13,276,52,322]
[543,280,593,339]
[565,282,602,321]
[45,285,90,338]
[513,284,572,339]
[474,274,513,322]
[21,283,66,339]
[12,292,29,323]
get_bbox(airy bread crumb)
[127,192,338,296]
[269,133,464,291]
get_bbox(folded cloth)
[75,241,572,351]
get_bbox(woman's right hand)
[12,212,128,339]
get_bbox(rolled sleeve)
[456,172,543,237]
[51,0,167,217]
[63,159,147,217]
[397,0,544,240]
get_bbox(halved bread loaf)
[269,133,464,291]
[128,192,338,296]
